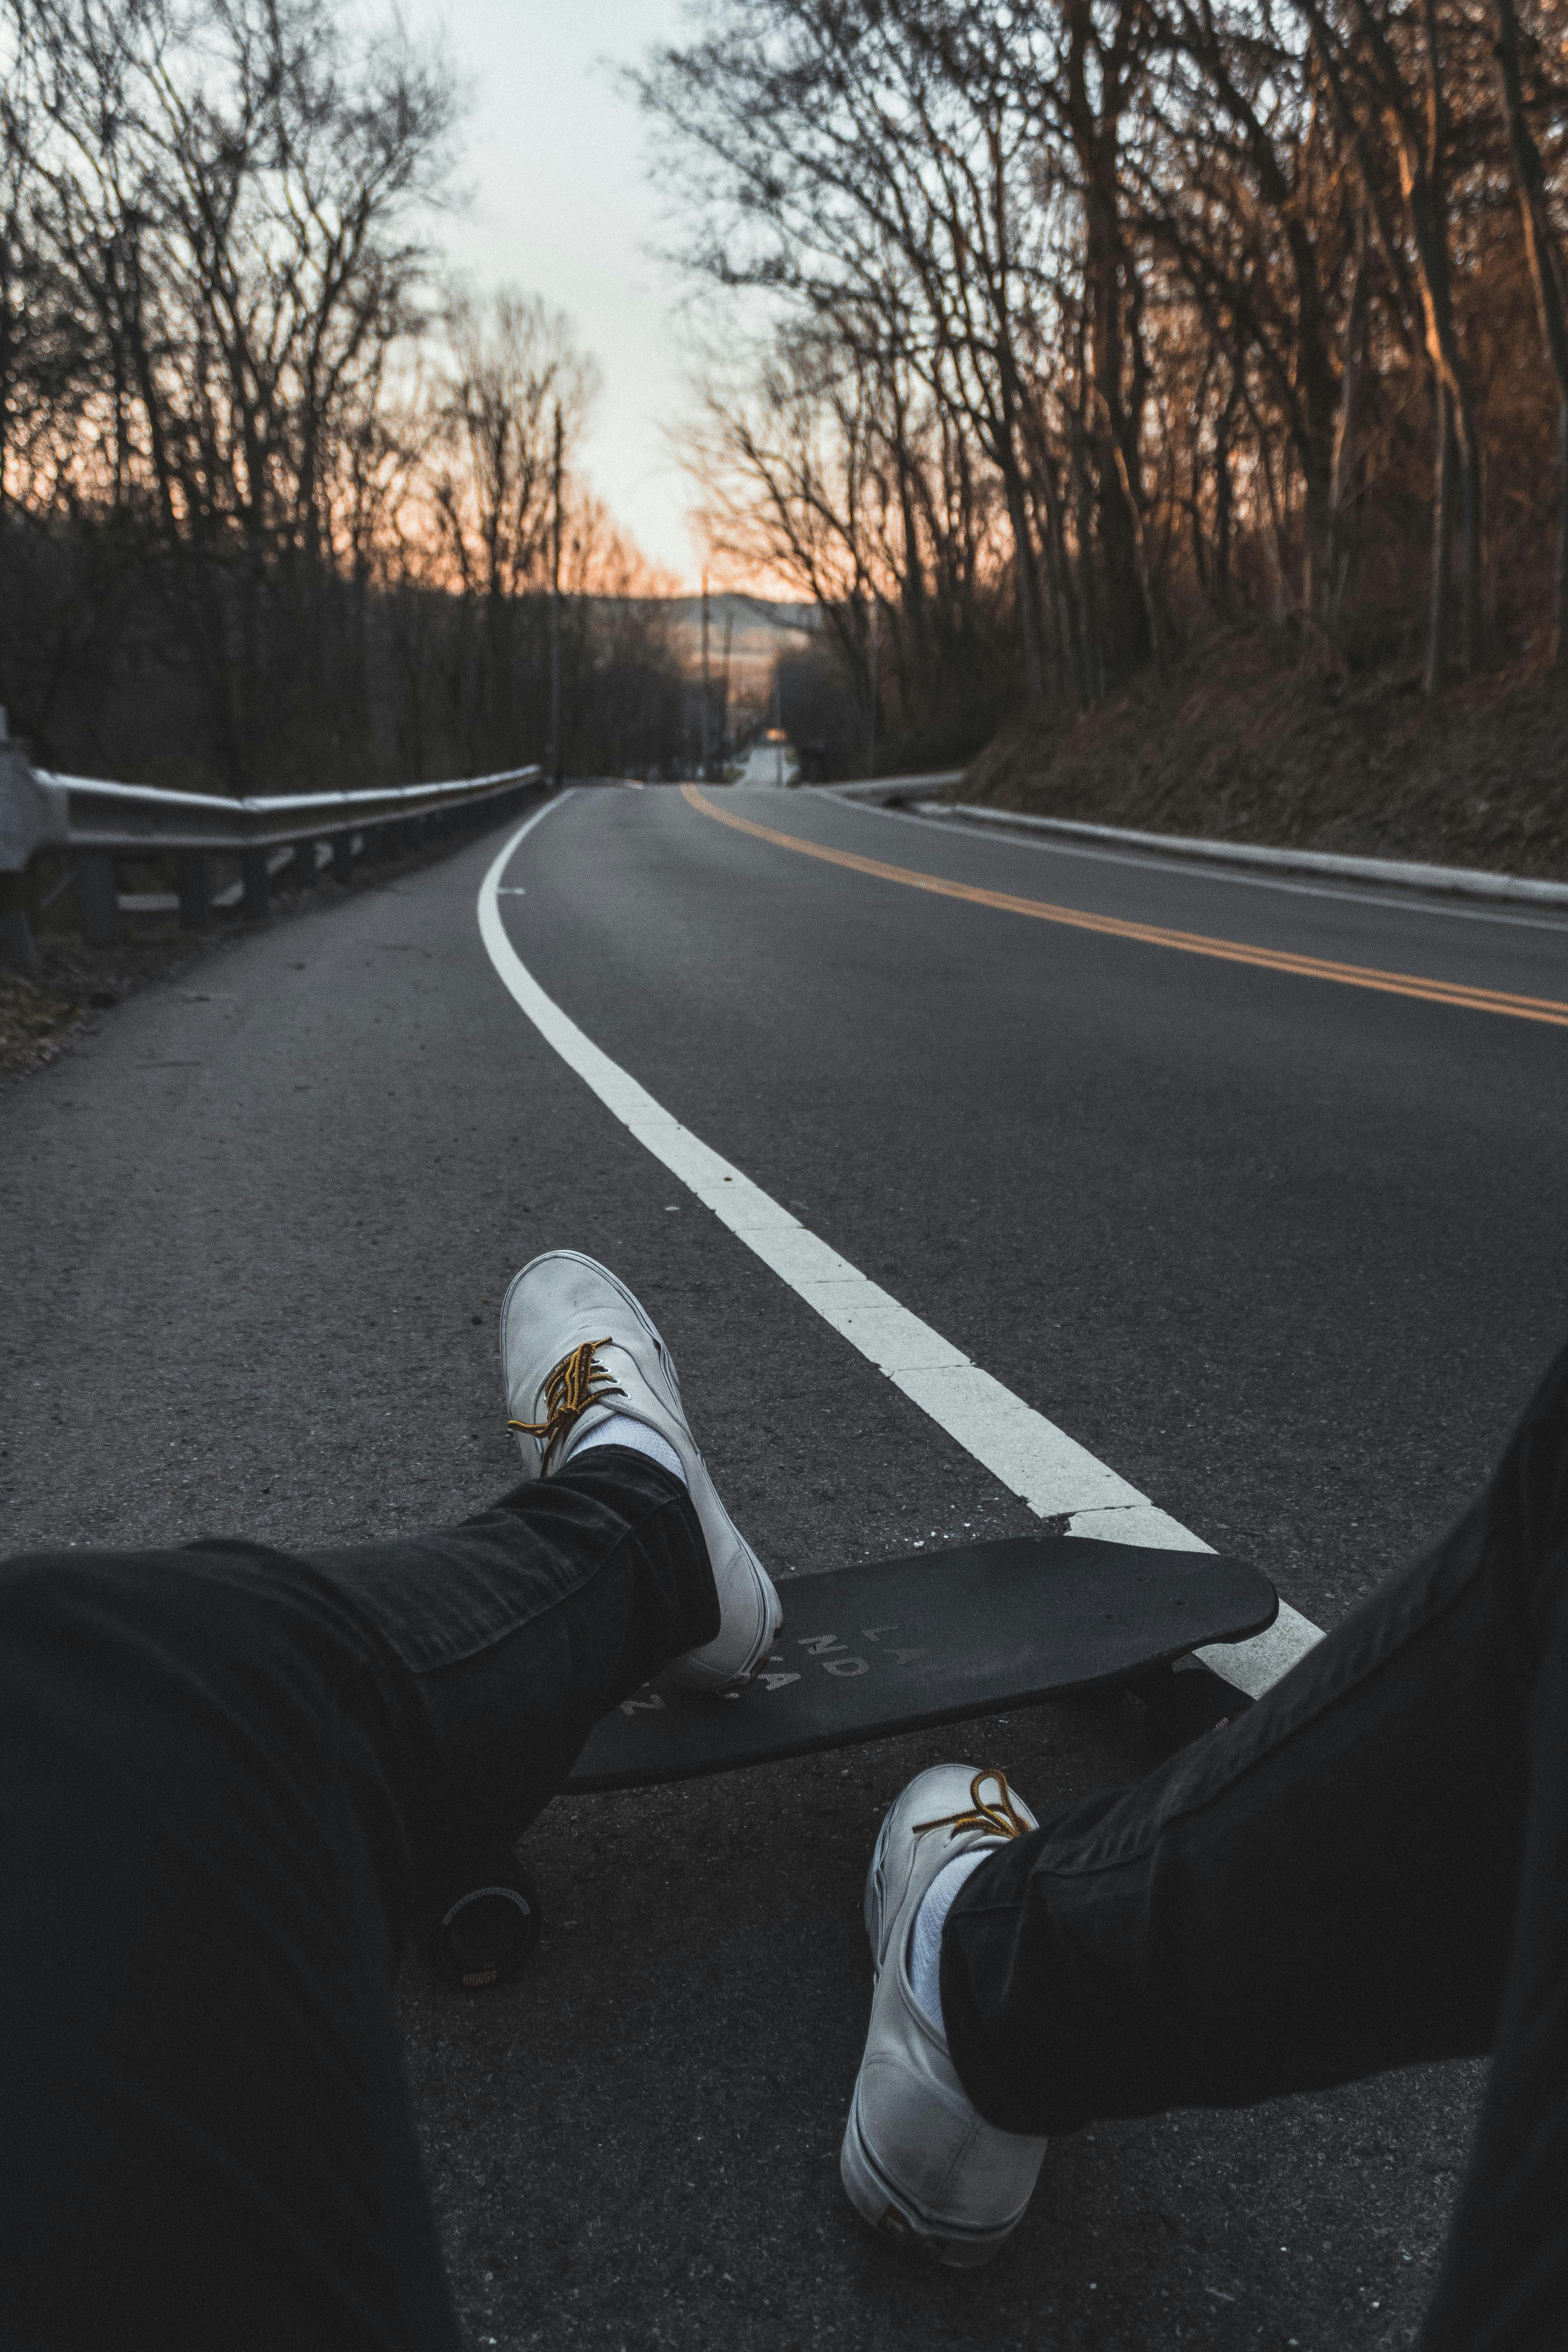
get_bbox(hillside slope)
[956,627,1568,879]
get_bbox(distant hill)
[660,592,821,631]
[662,593,822,692]
[587,591,822,692]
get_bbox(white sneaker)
[840,1764,1049,2265]
[499,1250,781,1690]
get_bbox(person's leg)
[1416,1554,1568,2351]
[0,1445,716,2351]
[841,1336,1568,2293]
[938,1335,1568,2129]
[300,1446,720,1894]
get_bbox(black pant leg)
[0,1541,453,2352]
[940,1337,1568,2134]
[0,1452,716,2352]
[300,1450,720,1889]
[1417,1552,1568,2351]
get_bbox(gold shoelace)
[912,1767,1032,1843]
[508,1337,625,1471]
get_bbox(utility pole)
[773,668,785,786]
[719,610,733,770]
[548,400,563,790]
[699,573,710,777]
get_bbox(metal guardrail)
[906,796,1568,909]
[816,773,966,803]
[0,733,544,971]
[818,777,1568,911]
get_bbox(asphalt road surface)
[731,737,799,786]
[5,779,1567,2352]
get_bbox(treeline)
[641,0,1568,764]
[0,0,686,791]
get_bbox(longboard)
[567,1534,1276,1792]
[427,1536,1275,1985]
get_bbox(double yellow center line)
[681,784,1568,1030]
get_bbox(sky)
[405,0,716,589]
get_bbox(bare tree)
[1491,0,1568,664]
[417,288,598,764]
[4,0,456,780]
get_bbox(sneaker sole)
[673,1555,782,1692]
[838,2088,1024,2268]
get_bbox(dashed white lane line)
[478,796,1322,1699]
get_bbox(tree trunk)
[1064,0,1150,677]
[1298,435,1332,622]
[1105,422,1164,675]
[1426,376,1455,694]
[1326,216,1370,633]
[1213,386,1237,617]
[1031,451,1091,709]
[1002,463,1047,704]
[1070,408,1107,704]
[1492,0,1568,666]
[1456,412,1483,676]
[1558,396,1568,669]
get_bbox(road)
[4,779,1566,2350]
[729,736,799,786]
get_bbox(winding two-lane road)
[5,778,1564,2351]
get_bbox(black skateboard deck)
[565,1534,1276,1794]
[429,1534,1275,1985]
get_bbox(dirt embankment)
[956,626,1568,879]
[0,934,186,1081]
[0,972,81,1078]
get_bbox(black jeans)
[0,1450,717,2352]
[943,1341,1568,2352]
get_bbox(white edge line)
[477,797,1322,1700]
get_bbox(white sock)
[908,1848,990,2032]
[560,1413,686,1485]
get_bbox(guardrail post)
[0,874,41,978]
[286,839,316,891]
[241,850,270,919]
[74,853,122,947]
[330,832,352,884]
[176,853,210,929]
[1,738,56,976]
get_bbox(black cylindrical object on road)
[428,1864,544,1991]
